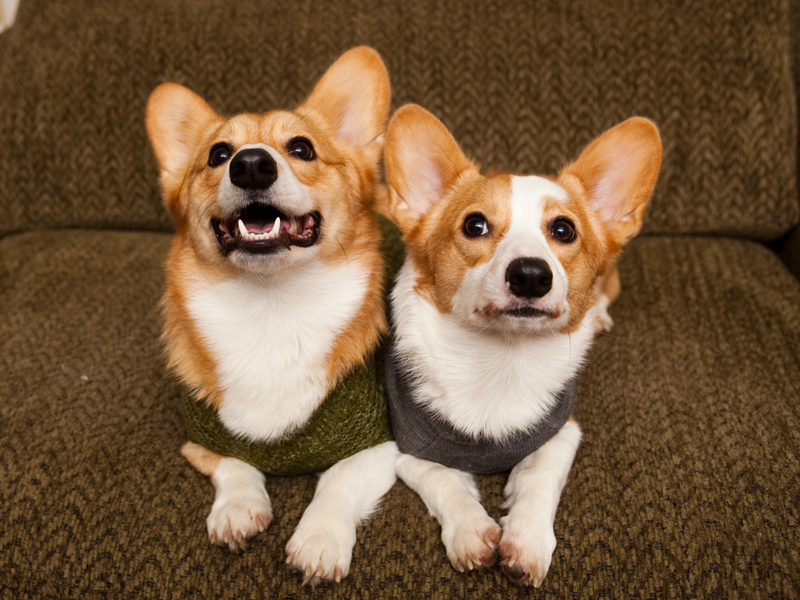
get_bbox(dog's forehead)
[500,175,570,247]
[510,176,569,217]
[221,111,303,143]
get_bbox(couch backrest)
[0,0,797,241]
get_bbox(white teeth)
[236,216,285,242]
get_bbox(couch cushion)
[1,230,798,598]
[571,236,800,597]
[0,0,797,241]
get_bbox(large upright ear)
[561,117,662,244]
[299,46,390,154]
[146,83,220,203]
[383,104,477,233]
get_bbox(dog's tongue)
[241,217,276,235]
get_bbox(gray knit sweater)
[385,335,577,474]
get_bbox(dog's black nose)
[506,258,553,299]
[229,148,278,190]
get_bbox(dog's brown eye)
[551,218,576,243]
[287,137,315,161]
[209,143,233,168]
[463,214,490,237]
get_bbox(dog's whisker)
[335,236,350,273]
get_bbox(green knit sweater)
[181,349,392,476]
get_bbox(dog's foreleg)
[594,264,621,334]
[285,441,399,585]
[182,441,273,552]
[396,453,501,572]
[498,419,582,587]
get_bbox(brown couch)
[2,0,799,597]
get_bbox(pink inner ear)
[338,103,365,147]
[407,164,444,216]
[589,146,640,223]
[592,169,625,222]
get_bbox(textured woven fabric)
[0,0,797,240]
[385,335,578,473]
[2,230,799,598]
[181,353,392,475]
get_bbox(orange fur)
[181,441,223,477]
[538,193,602,331]
[323,209,388,384]
[406,174,514,313]
[160,238,227,408]
[602,265,621,304]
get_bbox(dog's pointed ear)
[383,104,478,233]
[561,117,662,244]
[146,83,221,206]
[299,47,390,156]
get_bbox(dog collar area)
[384,334,577,474]
[180,351,392,476]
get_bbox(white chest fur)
[392,261,595,440]
[188,262,369,442]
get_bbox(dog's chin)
[211,202,321,259]
[225,246,320,273]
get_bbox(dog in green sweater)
[146,47,396,585]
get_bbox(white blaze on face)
[451,176,571,331]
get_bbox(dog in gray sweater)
[380,105,661,587]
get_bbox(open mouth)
[479,303,559,320]
[499,306,556,319]
[211,203,321,256]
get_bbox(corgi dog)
[381,105,661,587]
[145,47,398,584]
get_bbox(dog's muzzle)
[212,148,320,256]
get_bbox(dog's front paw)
[498,516,557,587]
[593,295,615,335]
[286,520,355,586]
[207,490,272,552]
[441,512,501,573]
[595,310,614,335]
